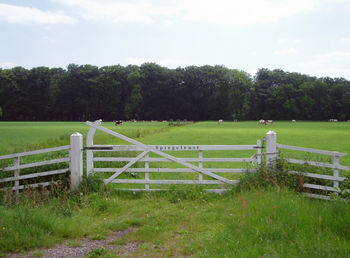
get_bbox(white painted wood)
[0,169,68,183]
[256,139,262,168]
[117,188,163,192]
[145,153,149,191]
[303,183,340,193]
[0,145,70,160]
[14,157,20,195]
[266,131,277,167]
[333,155,340,189]
[86,125,96,176]
[0,181,59,191]
[205,189,230,193]
[94,168,256,173]
[89,144,258,151]
[93,157,253,163]
[199,150,203,181]
[285,158,343,169]
[277,144,347,157]
[288,170,346,182]
[104,151,149,184]
[86,121,235,185]
[70,132,83,191]
[116,188,230,193]
[303,193,331,200]
[2,157,70,171]
[105,179,240,185]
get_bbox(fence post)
[256,139,262,169]
[266,130,278,168]
[333,153,340,191]
[70,132,83,191]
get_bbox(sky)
[0,0,350,79]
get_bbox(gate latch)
[83,146,113,150]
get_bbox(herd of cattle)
[113,119,349,126]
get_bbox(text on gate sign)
[154,145,200,151]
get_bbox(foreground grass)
[1,188,350,257]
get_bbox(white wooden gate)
[85,120,262,192]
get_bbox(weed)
[79,174,106,195]
[66,239,82,247]
[85,248,115,258]
[108,238,126,245]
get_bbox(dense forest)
[0,63,349,121]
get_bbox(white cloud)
[179,0,317,25]
[302,51,350,65]
[0,3,76,25]
[0,62,16,69]
[42,36,56,44]
[52,0,178,23]
[299,51,350,78]
[340,37,350,44]
[278,38,302,44]
[52,0,340,25]
[274,48,298,55]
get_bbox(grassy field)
[1,121,350,257]
[1,120,349,164]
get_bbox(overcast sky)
[0,0,350,79]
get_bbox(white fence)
[265,131,350,199]
[0,133,83,193]
[86,123,350,198]
[1,121,349,200]
[86,121,262,193]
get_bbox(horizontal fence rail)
[278,143,350,200]
[93,157,255,163]
[94,168,257,173]
[0,145,70,160]
[0,145,71,193]
[277,144,347,157]
[90,144,260,151]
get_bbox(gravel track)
[7,228,138,258]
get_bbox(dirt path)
[7,228,138,258]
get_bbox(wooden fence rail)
[0,132,83,193]
[276,142,350,200]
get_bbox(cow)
[258,119,267,125]
[292,120,296,123]
[267,120,273,124]
[114,120,123,126]
[218,119,223,124]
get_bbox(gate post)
[266,130,278,168]
[70,132,83,191]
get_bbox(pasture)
[1,120,349,165]
[1,121,350,257]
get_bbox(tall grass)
[188,190,350,257]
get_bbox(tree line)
[0,63,349,121]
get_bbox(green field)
[1,120,349,163]
[1,121,350,257]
